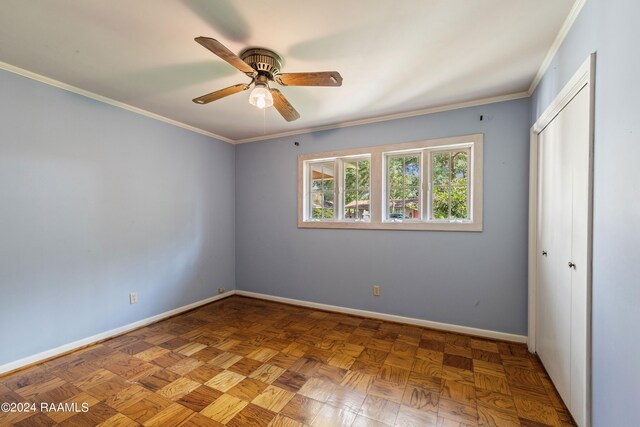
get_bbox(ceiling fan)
[192,37,343,122]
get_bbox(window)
[298,134,483,231]
[431,149,470,220]
[305,157,371,222]
[309,162,335,220]
[343,158,370,221]
[386,154,421,221]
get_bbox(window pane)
[310,163,323,191]
[405,203,419,218]
[323,188,334,219]
[451,186,468,219]
[405,156,420,187]
[405,174,419,188]
[389,186,403,199]
[388,157,403,186]
[404,187,419,200]
[344,161,357,190]
[358,190,370,220]
[388,199,405,219]
[311,191,322,205]
[452,151,468,185]
[322,164,335,192]
[433,153,450,186]
[344,190,357,205]
[358,160,370,189]
[310,192,322,219]
[344,190,357,219]
[405,187,419,219]
[433,186,449,219]
[323,190,334,205]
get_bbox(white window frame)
[303,155,372,223]
[298,133,483,231]
[307,160,337,221]
[425,147,472,222]
[384,151,423,222]
[341,156,371,222]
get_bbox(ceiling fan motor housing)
[240,48,283,79]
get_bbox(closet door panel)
[565,87,591,423]
[537,116,572,404]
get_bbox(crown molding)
[2,0,583,147]
[0,61,235,144]
[233,91,530,144]
[527,0,586,96]
[0,60,530,145]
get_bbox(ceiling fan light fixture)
[192,37,342,121]
[249,84,273,109]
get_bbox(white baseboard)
[236,290,527,344]
[0,291,237,375]
[2,288,527,375]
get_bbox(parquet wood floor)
[0,296,576,426]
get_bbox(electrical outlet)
[129,292,138,304]
[373,285,381,296]
[218,287,225,294]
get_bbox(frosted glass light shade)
[249,86,273,109]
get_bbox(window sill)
[298,220,482,232]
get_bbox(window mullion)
[448,152,452,220]
[322,171,326,219]
[421,150,426,221]
[355,161,359,221]
[418,152,422,220]
[335,160,340,220]
[402,157,406,220]
[370,152,382,223]
[425,151,429,221]
[467,148,471,220]
[319,173,324,219]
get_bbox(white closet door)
[536,85,590,426]
[537,106,572,404]
[567,87,590,426]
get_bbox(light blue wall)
[531,1,640,425]
[7,5,638,422]
[236,98,530,335]
[0,70,235,365]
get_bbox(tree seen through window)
[432,150,469,220]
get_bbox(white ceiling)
[0,0,575,142]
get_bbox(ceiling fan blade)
[195,36,256,76]
[271,89,300,122]
[275,71,343,87]
[193,83,249,104]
